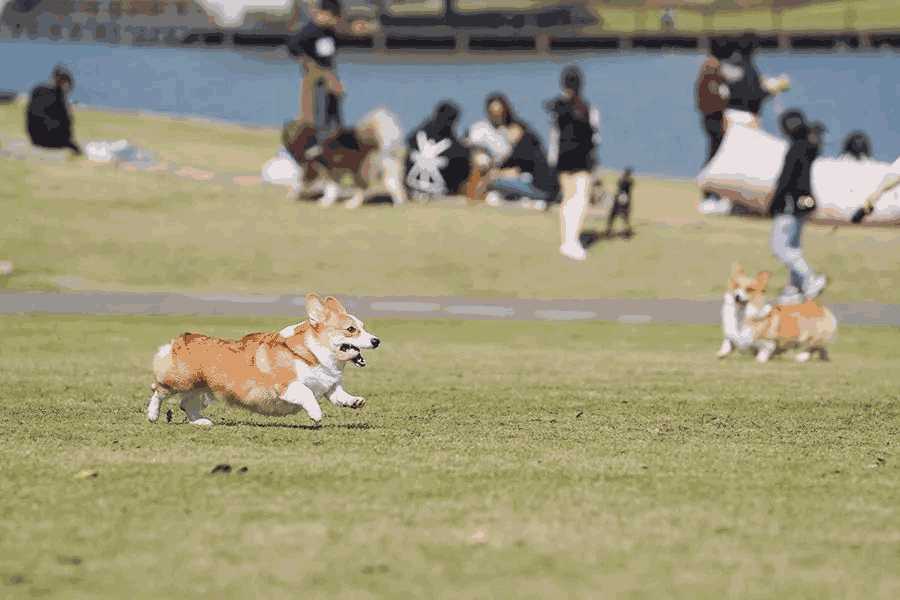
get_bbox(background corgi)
[147,293,380,426]
[719,263,836,363]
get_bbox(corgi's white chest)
[294,360,342,399]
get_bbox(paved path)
[2,291,899,326]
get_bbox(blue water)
[2,40,899,177]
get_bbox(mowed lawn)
[0,314,898,598]
[2,104,899,303]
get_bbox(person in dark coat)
[767,109,827,304]
[26,65,80,155]
[481,93,558,207]
[405,101,471,198]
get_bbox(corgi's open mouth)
[339,343,367,367]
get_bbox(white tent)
[697,124,900,226]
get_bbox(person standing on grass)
[26,65,81,156]
[545,65,600,261]
[767,109,828,305]
[696,39,731,214]
[287,0,370,154]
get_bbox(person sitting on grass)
[478,93,558,210]
[26,65,81,156]
[405,101,471,200]
[605,167,634,238]
[766,109,828,305]
[840,131,872,161]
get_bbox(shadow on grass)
[217,419,375,430]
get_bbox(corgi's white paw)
[795,351,811,363]
[717,339,733,358]
[190,418,213,427]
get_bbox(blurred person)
[766,109,827,304]
[287,0,371,154]
[721,33,789,129]
[405,101,471,199]
[545,65,600,261]
[696,38,732,214]
[852,155,900,223]
[477,93,558,209]
[840,131,872,161]
[26,65,81,155]
[605,167,634,238]
[661,8,675,31]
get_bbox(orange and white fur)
[719,264,836,363]
[146,294,380,426]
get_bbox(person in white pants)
[545,66,600,261]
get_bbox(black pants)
[27,124,80,153]
[702,111,724,165]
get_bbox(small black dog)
[606,167,635,238]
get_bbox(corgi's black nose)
[371,338,381,348]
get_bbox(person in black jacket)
[287,0,370,147]
[481,93,558,208]
[405,101,471,198]
[26,65,80,155]
[545,65,599,261]
[767,109,827,304]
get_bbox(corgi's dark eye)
[347,326,357,334]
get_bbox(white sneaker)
[560,242,587,261]
[803,274,827,300]
[485,191,503,207]
[699,197,733,215]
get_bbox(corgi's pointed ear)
[306,293,326,325]
[324,296,347,314]
[731,262,745,278]
[756,271,771,289]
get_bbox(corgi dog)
[718,264,836,363]
[146,294,380,427]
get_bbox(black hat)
[319,0,341,16]
[561,65,583,94]
[779,109,808,139]
[52,64,73,84]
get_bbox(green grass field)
[0,314,897,598]
[388,0,900,33]
[2,103,899,303]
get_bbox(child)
[605,167,634,238]
[545,65,600,261]
[767,109,827,304]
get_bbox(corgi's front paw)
[717,339,733,358]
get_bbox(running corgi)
[719,264,836,363]
[147,294,380,426]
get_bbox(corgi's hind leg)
[180,390,213,427]
[814,347,830,362]
[147,383,172,423]
[756,340,776,363]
